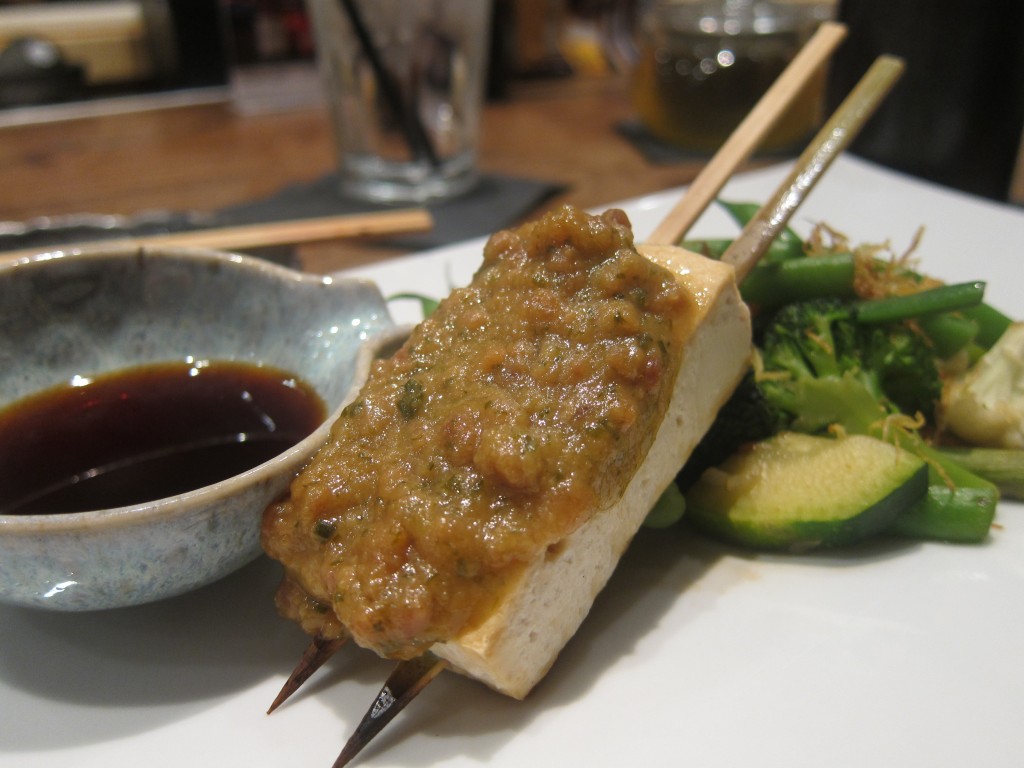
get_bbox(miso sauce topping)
[262,205,690,658]
[0,360,327,515]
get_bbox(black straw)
[338,0,441,167]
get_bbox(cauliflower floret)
[942,322,1024,448]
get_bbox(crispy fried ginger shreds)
[805,221,943,300]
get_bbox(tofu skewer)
[323,49,904,768]
[325,51,904,767]
[264,22,904,768]
[264,19,848,720]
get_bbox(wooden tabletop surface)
[0,74,723,274]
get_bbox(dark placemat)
[0,211,211,255]
[1,173,565,268]
[218,172,566,252]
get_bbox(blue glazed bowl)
[0,246,402,611]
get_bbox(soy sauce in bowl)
[0,360,326,516]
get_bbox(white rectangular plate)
[2,156,1021,768]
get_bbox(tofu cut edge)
[431,246,753,698]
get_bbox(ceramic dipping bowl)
[0,246,403,611]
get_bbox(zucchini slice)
[685,432,928,552]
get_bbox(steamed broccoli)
[681,297,942,488]
[676,206,1004,543]
[757,297,943,435]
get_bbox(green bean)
[643,482,686,529]
[388,292,439,318]
[887,447,998,543]
[917,312,980,359]
[854,281,986,325]
[895,263,1009,348]
[935,447,1024,500]
[961,302,1013,349]
[718,200,805,263]
[681,238,732,260]
[739,252,856,307]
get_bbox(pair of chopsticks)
[0,207,434,265]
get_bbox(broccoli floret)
[752,297,1001,543]
[756,297,942,435]
[860,323,943,421]
[679,298,943,491]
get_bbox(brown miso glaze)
[262,206,693,659]
[0,361,326,515]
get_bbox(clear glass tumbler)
[307,0,494,202]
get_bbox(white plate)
[2,156,1022,768]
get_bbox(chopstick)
[0,207,434,264]
[646,20,848,247]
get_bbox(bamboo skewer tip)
[332,654,448,768]
[267,636,346,715]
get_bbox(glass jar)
[631,0,835,153]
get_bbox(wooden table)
[0,75,713,274]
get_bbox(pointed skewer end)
[331,653,448,768]
[267,635,346,714]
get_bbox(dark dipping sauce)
[0,360,327,515]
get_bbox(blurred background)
[1,0,1022,203]
[825,0,1024,204]
[0,0,231,108]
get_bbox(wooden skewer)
[319,22,867,768]
[267,635,348,714]
[0,207,434,264]
[323,55,905,764]
[722,55,905,282]
[261,25,851,727]
[260,45,849,715]
[332,654,449,768]
[646,20,847,247]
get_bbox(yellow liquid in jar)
[631,29,826,154]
